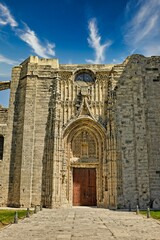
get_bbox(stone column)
[51,73,63,207]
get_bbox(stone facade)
[0,54,160,209]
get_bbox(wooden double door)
[73,168,97,206]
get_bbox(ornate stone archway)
[63,117,108,207]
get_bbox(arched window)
[75,70,95,86]
[0,135,4,160]
[75,73,94,82]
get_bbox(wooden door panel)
[73,168,96,206]
[73,169,82,206]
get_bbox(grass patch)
[140,210,160,220]
[0,209,33,225]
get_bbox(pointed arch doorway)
[63,117,107,207]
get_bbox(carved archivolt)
[63,117,107,165]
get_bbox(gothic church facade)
[0,54,160,209]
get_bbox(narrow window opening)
[0,135,4,160]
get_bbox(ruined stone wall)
[116,55,160,209]
[116,55,150,209]
[144,57,160,206]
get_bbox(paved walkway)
[0,207,160,240]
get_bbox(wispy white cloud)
[124,0,160,56]
[86,18,112,64]
[0,54,18,65]
[0,3,18,27]
[17,24,55,58]
[0,3,56,58]
[143,42,160,56]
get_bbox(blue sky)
[0,0,160,106]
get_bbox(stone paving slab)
[0,207,160,240]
